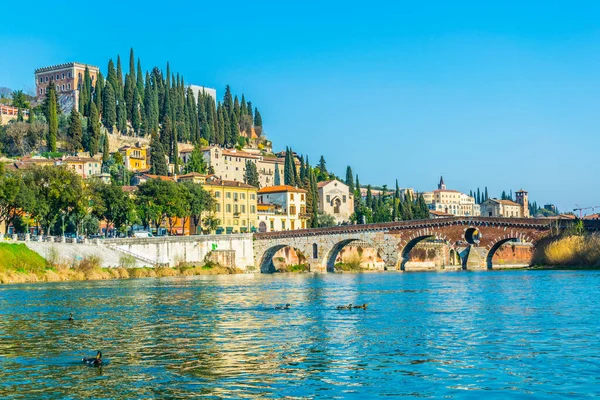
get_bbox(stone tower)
[515,189,529,218]
[438,176,446,190]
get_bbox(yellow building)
[201,177,258,234]
[257,185,308,232]
[57,157,102,179]
[119,145,147,172]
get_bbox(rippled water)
[1,271,599,399]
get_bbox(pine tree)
[149,132,169,176]
[318,155,327,179]
[102,82,117,132]
[274,163,281,185]
[501,190,507,200]
[47,82,58,152]
[67,108,83,152]
[87,102,100,157]
[284,147,296,186]
[184,145,207,174]
[345,166,354,192]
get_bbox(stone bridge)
[253,217,558,273]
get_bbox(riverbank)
[0,243,243,284]
[532,234,600,268]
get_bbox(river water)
[0,270,599,399]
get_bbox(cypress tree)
[117,99,127,134]
[94,72,104,115]
[254,107,262,127]
[345,166,354,192]
[284,147,296,186]
[67,108,83,152]
[244,160,260,188]
[137,59,144,100]
[102,82,117,132]
[318,156,327,177]
[274,162,281,185]
[16,107,23,122]
[229,109,239,146]
[476,188,481,204]
[247,101,253,124]
[28,106,34,123]
[47,82,58,152]
[102,133,110,164]
[223,85,233,115]
[217,105,225,146]
[240,94,247,116]
[392,179,399,221]
[107,59,118,97]
[222,106,231,145]
[129,48,135,82]
[132,88,141,133]
[484,187,489,202]
[116,55,124,98]
[403,192,414,220]
[149,132,168,176]
[233,95,240,119]
[366,185,373,209]
[87,102,100,157]
[125,73,135,121]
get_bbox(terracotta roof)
[258,185,307,194]
[433,189,460,193]
[143,174,175,181]
[61,157,97,163]
[317,180,334,188]
[583,213,600,220]
[220,149,261,159]
[177,172,207,179]
[430,210,454,216]
[498,199,521,206]
[204,179,256,189]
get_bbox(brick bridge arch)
[253,217,554,273]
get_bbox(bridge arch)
[258,244,309,273]
[324,238,385,273]
[399,233,459,271]
[486,237,533,269]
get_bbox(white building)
[423,176,480,217]
[257,185,308,232]
[318,180,354,224]
[189,85,217,102]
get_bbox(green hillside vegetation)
[0,243,47,273]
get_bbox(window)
[251,194,255,200]
[61,85,65,91]
[234,193,238,200]
[343,195,346,203]
[39,77,43,83]
[326,195,331,203]
[270,220,274,230]
[68,72,72,78]
[290,206,296,215]
[67,84,71,90]
[226,192,231,199]
[281,221,286,230]
[241,205,245,213]
[56,74,60,80]
[216,204,221,212]
[214,191,220,198]
[226,204,231,213]
[251,205,255,213]
[290,193,295,200]
[45,76,48,82]
[301,194,305,201]
[234,205,238,213]
[62,73,65,79]
[39,89,42,95]
[241,193,245,199]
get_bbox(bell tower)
[515,189,529,217]
[438,176,446,190]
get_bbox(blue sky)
[2,1,599,212]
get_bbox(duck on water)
[83,351,103,366]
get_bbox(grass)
[532,234,600,268]
[0,243,49,274]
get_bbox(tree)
[149,132,168,176]
[244,160,260,188]
[284,147,296,186]
[183,145,207,174]
[345,166,354,192]
[318,156,327,179]
[86,103,101,157]
[223,85,233,115]
[274,163,281,185]
[316,211,336,228]
[67,108,83,153]
[90,181,135,235]
[102,133,110,164]
[254,107,262,127]
[102,82,117,131]
[182,182,214,235]
[46,82,58,152]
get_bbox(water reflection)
[1,271,600,398]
